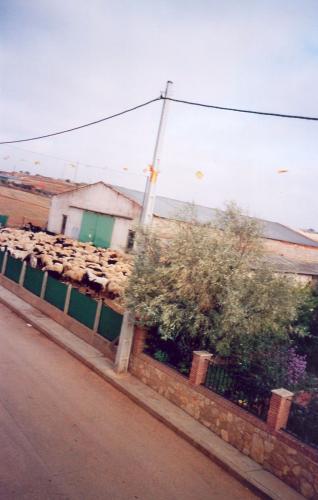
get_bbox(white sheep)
[63,267,86,282]
[42,262,63,275]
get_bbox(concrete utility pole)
[139,80,173,226]
[115,80,173,374]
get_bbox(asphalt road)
[0,302,258,500]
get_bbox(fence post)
[115,311,134,374]
[19,261,27,286]
[1,252,8,275]
[189,351,213,386]
[132,325,147,355]
[93,300,103,332]
[63,284,72,314]
[267,388,294,431]
[40,271,48,299]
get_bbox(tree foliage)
[125,204,307,368]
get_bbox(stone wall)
[130,353,318,499]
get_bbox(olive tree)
[125,204,306,372]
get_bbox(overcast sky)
[1,0,317,229]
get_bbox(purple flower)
[287,348,307,387]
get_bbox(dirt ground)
[0,185,50,227]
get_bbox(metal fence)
[204,363,271,420]
[5,255,23,283]
[44,275,68,311]
[23,265,44,296]
[0,250,4,269]
[285,397,318,449]
[97,304,123,341]
[68,288,98,329]
[0,252,124,344]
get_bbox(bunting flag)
[195,170,204,179]
[149,165,158,183]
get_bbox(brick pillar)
[132,325,147,355]
[189,351,212,386]
[267,388,294,431]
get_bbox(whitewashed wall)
[111,218,134,249]
[64,207,82,239]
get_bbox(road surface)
[0,302,258,499]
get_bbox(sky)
[0,0,317,229]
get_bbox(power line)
[1,93,317,147]
[0,97,161,145]
[163,96,318,121]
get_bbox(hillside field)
[0,171,81,228]
[0,185,50,227]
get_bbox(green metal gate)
[68,288,97,329]
[5,255,22,283]
[97,304,123,341]
[23,266,44,296]
[44,275,67,311]
[79,211,114,248]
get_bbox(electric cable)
[1,93,317,146]
[163,96,318,121]
[0,97,161,145]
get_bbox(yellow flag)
[195,170,204,179]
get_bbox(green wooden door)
[79,211,114,248]
[95,214,114,248]
[79,211,97,243]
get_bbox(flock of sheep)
[0,228,133,303]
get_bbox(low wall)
[0,274,116,361]
[130,353,318,499]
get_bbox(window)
[61,214,67,234]
[127,230,135,250]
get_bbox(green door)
[0,215,8,228]
[79,211,96,243]
[79,211,114,248]
[95,214,114,248]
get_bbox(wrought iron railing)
[285,397,318,449]
[204,363,271,421]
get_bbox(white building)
[47,182,141,249]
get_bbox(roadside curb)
[0,285,304,500]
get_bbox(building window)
[61,214,67,234]
[127,230,135,250]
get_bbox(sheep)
[42,262,63,277]
[8,248,28,260]
[84,270,109,292]
[85,254,100,264]
[0,227,131,302]
[107,279,125,299]
[24,253,38,268]
[39,254,53,267]
[63,268,86,282]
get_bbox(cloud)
[0,0,317,228]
